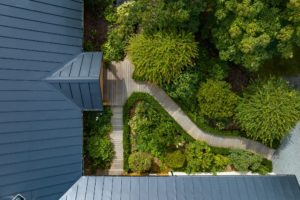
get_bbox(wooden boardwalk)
[104,59,275,171]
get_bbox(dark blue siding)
[0,0,83,199]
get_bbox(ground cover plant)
[83,107,114,175]
[123,93,272,174]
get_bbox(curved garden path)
[104,59,275,175]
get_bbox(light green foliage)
[128,152,152,173]
[235,78,300,146]
[228,150,266,173]
[165,150,186,169]
[197,79,240,120]
[286,0,300,48]
[129,101,179,157]
[185,141,214,173]
[88,135,114,168]
[103,1,139,62]
[212,0,300,71]
[128,32,198,85]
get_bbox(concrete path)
[108,106,124,175]
[104,59,275,163]
[273,123,300,182]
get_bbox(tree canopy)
[212,0,300,71]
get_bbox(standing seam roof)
[0,0,84,199]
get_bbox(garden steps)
[108,106,124,176]
[104,59,276,161]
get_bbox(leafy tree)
[228,150,264,172]
[185,141,214,173]
[235,78,300,146]
[165,150,186,169]
[88,136,114,168]
[129,152,152,173]
[212,0,300,71]
[197,79,240,120]
[128,32,198,85]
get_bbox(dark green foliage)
[235,78,300,146]
[165,151,186,169]
[228,150,269,174]
[128,32,198,85]
[83,107,114,170]
[197,79,240,121]
[128,101,185,157]
[164,71,201,105]
[88,135,114,168]
[84,0,115,15]
[128,152,152,173]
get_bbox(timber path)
[104,59,275,175]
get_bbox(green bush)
[165,151,186,169]
[197,79,240,120]
[102,29,126,62]
[128,152,152,173]
[123,92,193,172]
[88,135,114,168]
[235,78,300,146]
[128,32,198,85]
[213,154,230,172]
[228,150,269,174]
[185,141,214,173]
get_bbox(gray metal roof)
[0,0,84,199]
[46,52,103,110]
[60,175,300,200]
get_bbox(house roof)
[46,52,103,110]
[60,175,300,200]
[0,0,84,199]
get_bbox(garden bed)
[83,107,114,175]
[123,93,272,175]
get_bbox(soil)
[84,9,108,51]
[226,65,253,94]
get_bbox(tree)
[128,32,198,85]
[197,79,240,120]
[212,0,300,71]
[235,78,300,146]
[88,136,114,168]
[129,152,152,173]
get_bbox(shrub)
[235,78,300,146]
[228,150,265,173]
[128,152,152,173]
[185,141,214,173]
[128,32,198,85]
[102,29,126,62]
[165,71,200,105]
[165,151,186,169]
[197,79,240,120]
[213,154,230,172]
[88,135,114,168]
